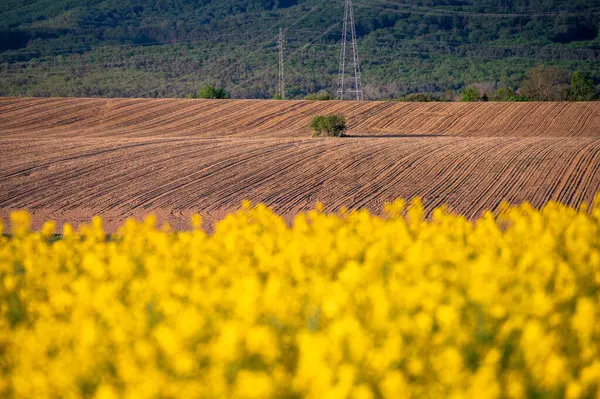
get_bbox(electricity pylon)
[337,0,364,101]
[278,28,285,100]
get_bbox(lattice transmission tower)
[337,0,364,101]
[278,28,285,100]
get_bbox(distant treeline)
[297,66,598,102]
[389,66,598,102]
[0,0,599,99]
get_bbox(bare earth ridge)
[1,97,599,232]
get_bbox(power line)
[137,0,328,97]
[189,23,342,98]
[0,7,307,57]
[1,26,341,78]
[0,2,596,60]
[1,3,596,60]
[136,37,277,97]
[248,23,341,83]
[2,0,599,98]
[0,36,281,73]
[287,29,600,56]
[0,28,338,72]
[363,0,600,18]
[3,33,597,80]
[296,23,341,54]
[5,31,597,74]
[0,53,567,80]
[0,29,281,58]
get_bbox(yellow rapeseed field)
[1,198,600,399]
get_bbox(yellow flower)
[352,384,374,399]
[95,385,119,399]
[1,195,599,398]
[572,297,596,344]
[380,370,409,399]
[234,371,273,399]
[565,381,583,399]
[10,210,30,236]
[191,213,203,230]
[40,220,56,237]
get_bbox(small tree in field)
[460,87,481,102]
[310,115,346,137]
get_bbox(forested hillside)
[1,0,599,99]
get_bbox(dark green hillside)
[0,0,599,99]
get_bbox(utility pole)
[337,0,364,101]
[278,28,285,100]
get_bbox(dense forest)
[0,0,599,99]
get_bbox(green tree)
[197,85,230,99]
[568,71,597,101]
[494,88,527,102]
[310,115,346,137]
[400,93,443,102]
[304,91,331,101]
[460,87,481,102]
[518,66,570,101]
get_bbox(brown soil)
[1,97,599,233]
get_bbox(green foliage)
[519,65,570,101]
[398,93,444,102]
[304,91,331,101]
[0,1,600,99]
[568,71,597,101]
[494,88,527,102]
[272,93,282,100]
[194,85,229,99]
[460,87,481,102]
[310,115,346,138]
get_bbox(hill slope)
[1,0,600,99]
[1,97,599,232]
[1,97,599,138]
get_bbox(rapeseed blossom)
[1,196,600,398]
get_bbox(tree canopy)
[0,0,599,99]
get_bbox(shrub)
[459,87,481,102]
[196,85,230,99]
[399,93,443,102]
[568,71,597,101]
[310,114,346,137]
[494,87,528,102]
[304,91,331,101]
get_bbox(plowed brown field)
[1,97,599,232]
